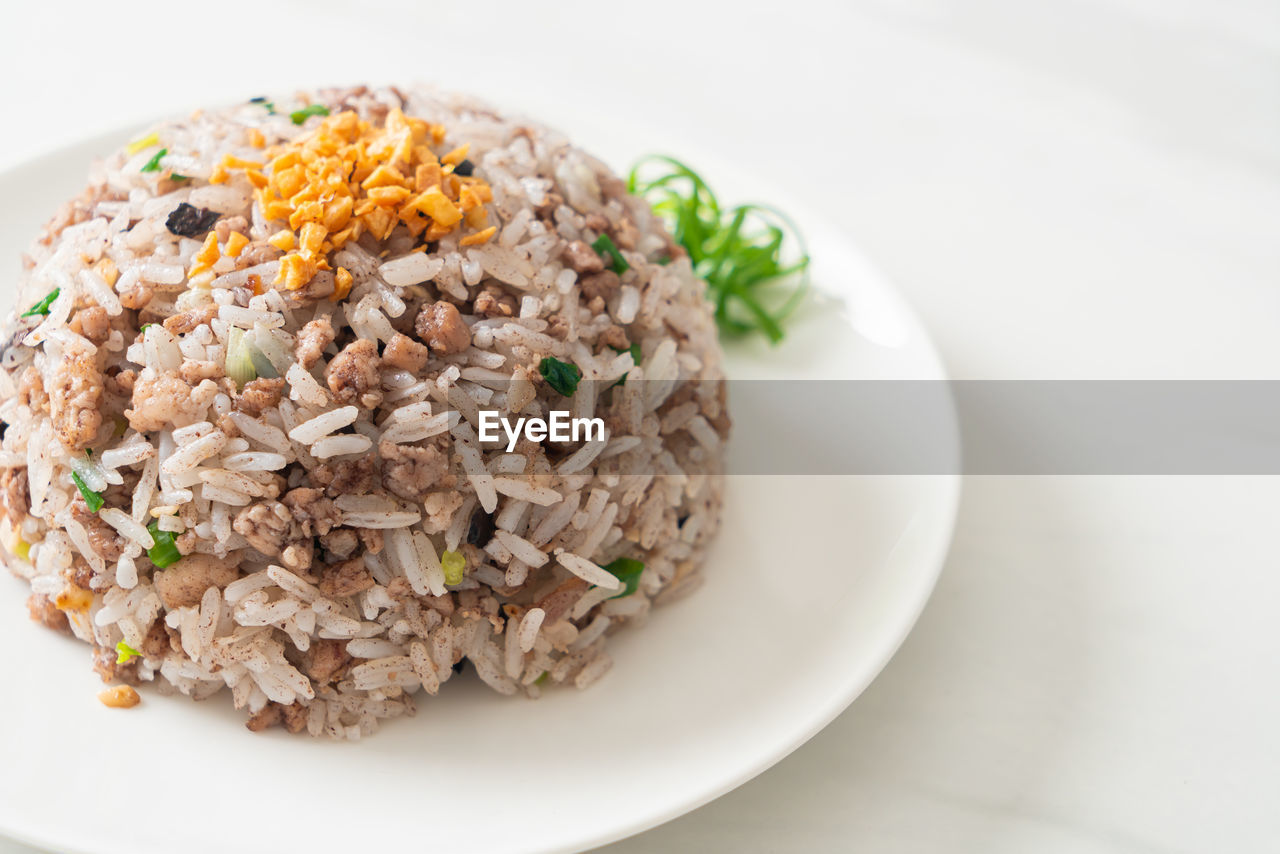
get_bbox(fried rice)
[0,85,728,737]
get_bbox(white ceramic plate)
[0,125,958,854]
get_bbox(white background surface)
[2,1,1277,851]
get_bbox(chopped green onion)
[628,155,809,343]
[224,327,258,389]
[249,96,275,114]
[125,132,159,156]
[534,671,549,685]
[145,520,182,568]
[590,233,629,274]
[290,104,330,125]
[441,549,466,586]
[170,173,190,182]
[609,342,641,388]
[248,345,279,380]
[603,557,644,598]
[21,289,59,317]
[140,147,167,173]
[539,357,582,397]
[115,641,141,664]
[71,471,104,512]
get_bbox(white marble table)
[2,1,1277,851]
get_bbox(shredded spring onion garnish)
[441,549,466,586]
[290,104,330,125]
[140,148,167,173]
[603,557,644,598]
[609,342,641,388]
[539,357,582,397]
[71,471,104,512]
[21,289,59,317]
[591,233,629,274]
[115,641,141,664]
[628,156,809,343]
[145,521,182,569]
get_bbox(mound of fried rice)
[0,85,728,737]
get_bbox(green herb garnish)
[21,289,59,317]
[249,96,275,114]
[539,357,582,397]
[590,233,629,274]
[145,520,182,568]
[170,173,190,182]
[441,549,466,586]
[603,557,644,598]
[71,471,104,512]
[115,641,141,664]
[290,104,330,125]
[609,342,641,388]
[140,148,167,173]
[628,155,809,343]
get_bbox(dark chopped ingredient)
[466,507,495,547]
[453,159,474,177]
[452,659,467,675]
[165,203,221,238]
[249,96,268,103]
